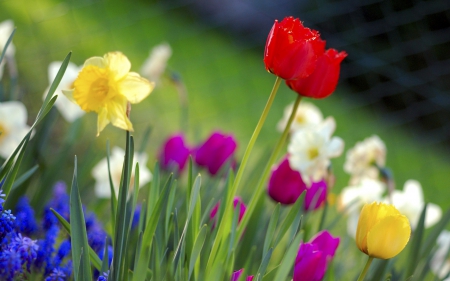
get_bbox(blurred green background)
[1,0,450,210]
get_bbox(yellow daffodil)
[63,52,154,135]
[356,202,411,259]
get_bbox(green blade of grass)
[0,27,15,64]
[272,231,303,281]
[263,204,280,258]
[69,156,92,281]
[188,224,208,280]
[50,208,102,270]
[106,140,117,234]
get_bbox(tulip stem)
[236,93,303,243]
[206,76,282,272]
[357,256,374,281]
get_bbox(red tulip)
[264,16,325,80]
[286,48,347,99]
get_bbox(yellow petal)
[105,52,131,80]
[107,97,134,132]
[97,107,110,136]
[367,214,411,259]
[356,202,402,254]
[119,72,154,104]
[84,57,106,68]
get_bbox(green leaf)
[263,204,280,258]
[2,133,30,199]
[188,225,208,280]
[272,194,304,249]
[107,140,117,234]
[405,204,427,279]
[11,165,38,190]
[0,27,15,64]
[272,231,303,281]
[101,238,110,274]
[133,174,173,281]
[69,156,92,281]
[111,132,134,281]
[256,247,273,281]
[50,209,102,270]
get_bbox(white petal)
[318,116,336,138]
[0,101,27,127]
[326,136,344,157]
[425,203,442,228]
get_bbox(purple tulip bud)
[294,230,340,281]
[268,156,307,204]
[159,133,191,172]
[304,180,327,212]
[194,132,237,175]
[231,269,254,281]
[210,197,247,227]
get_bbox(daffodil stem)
[357,256,374,281]
[206,76,282,272]
[236,93,303,241]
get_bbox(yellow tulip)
[63,52,154,136]
[356,202,411,259]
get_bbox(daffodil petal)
[84,57,105,68]
[367,214,411,259]
[105,52,131,80]
[97,107,110,136]
[62,89,76,103]
[319,117,336,138]
[425,203,442,228]
[119,72,154,104]
[327,137,344,157]
[107,98,133,132]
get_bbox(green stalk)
[206,76,282,273]
[357,256,374,281]
[236,94,302,241]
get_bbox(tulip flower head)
[304,179,327,212]
[356,202,411,259]
[159,133,192,172]
[264,16,325,80]
[268,156,307,205]
[210,197,247,226]
[293,230,340,281]
[231,269,254,281]
[286,48,347,99]
[63,52,154,136]
[194,131,237,175]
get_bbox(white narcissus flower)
[276,102,323,133]
[92,147,152,198]
[288,117,344,185]
[430,230,450,279]
[140,42,172,85]
[0,101,30,159]
[388,180,442,229]
[338,177,386,214]
[344,135,386,184]
[0,19,16,79]
[43,61,85,122]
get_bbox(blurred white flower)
[276,102,323,133]
[339,178,386,238]
[0,19,16,79]
[288,117,344,185]
[387,179,442,229]
[140,42,172,85]
[344,135,386,184]
[338,177,386,214]
[92,147,152,198]
[0,101,30,159]
[430,230,450,279]
[43,61,85,122]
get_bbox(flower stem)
[236,94,303,241]
[357,256,374,281]
[206,76,282,272]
